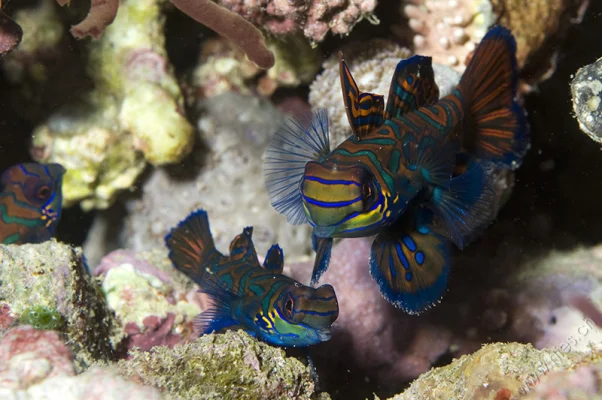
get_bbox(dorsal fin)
[229,227,260,266]
[339,51,385,139]
[262,244,284,273]
[384,55,440,120]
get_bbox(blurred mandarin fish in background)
[263,25,529,314]
[0,162,66,245]
[165,209,339,347]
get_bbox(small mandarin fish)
[165,209,339,347]
[0,162,66,245]
[264,26,529,314]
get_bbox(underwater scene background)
[0,0,602,399]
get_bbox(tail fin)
[458,25,529,170]
[164,209,222,283]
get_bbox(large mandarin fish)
[0,162,66,245]
[165,209,339,347]
[264,26,529,314]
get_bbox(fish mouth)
[313,225,336,238]
[316,329,332,342]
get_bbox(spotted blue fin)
[339,52,385,139]
[384,55,440,120]
[310,234,333,287]
[458,25,529,169]
[369,208,451,314]
[432,158,496,249]
[403,131,458,189]
[228,227,261,266]
[165,209,223,283]
[264,108,331,225]
[262,244,284,273]
[193,273,240,335]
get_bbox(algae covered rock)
[388,342,586,399]
[0,240,117,370]
[114,330,326,400]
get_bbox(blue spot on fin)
[384,55,440,120]
[432,157,496,249]
[310,235,333,287]
[263,244,284,273]
[264,108,331,225]
[339,52,385,139]
[193,273,241,335]
[458,25,529,169]
[369,207,451,314]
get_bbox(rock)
[571,56,602,142]
[0,240,117,370]
[114,330,328,400]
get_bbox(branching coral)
[56,0,275,69]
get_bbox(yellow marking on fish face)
[385,210,391,218]
[393,194,399,204]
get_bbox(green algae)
[20,305,65,330]
[114,330,330,400]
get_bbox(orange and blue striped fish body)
[165,209,339,347]
[0,163,66,245]
[264,26,529,314]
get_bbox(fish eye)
[362,182,372,199]
[36,185,51,200]
[284,296,294,318]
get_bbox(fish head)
[301,160,385,238]
[0,163,66,234]
[257,282,339,347]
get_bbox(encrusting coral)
[397,0,590,85]
[30,0,193,211]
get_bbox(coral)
[114,330,326,400]
[0,327,164,399]
[119,92,313,260]
[0,240,117,370]
[571,55,602,142]
[56,0,118,39]
[398,0,589,84]
[19,306,65,331]
[189,34,320,99]
[189,37,263,99]
[522,352,602,399]
[216,0,379,44]
[308,39,461,146]
[95,249,205,352]
[0,10,22,56]
[387,343,587,399]
[169,0,274,69]
[0,326,75,391]
[13,367,165,400]
[31,0,194,211]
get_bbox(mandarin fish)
[165,209,339,347]
[0,163,66,245]
[264,25,529,314]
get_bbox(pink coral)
[0,326,75,390]
[216,0,378,43]
[124,313,183,353]
[0,302,16,331]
